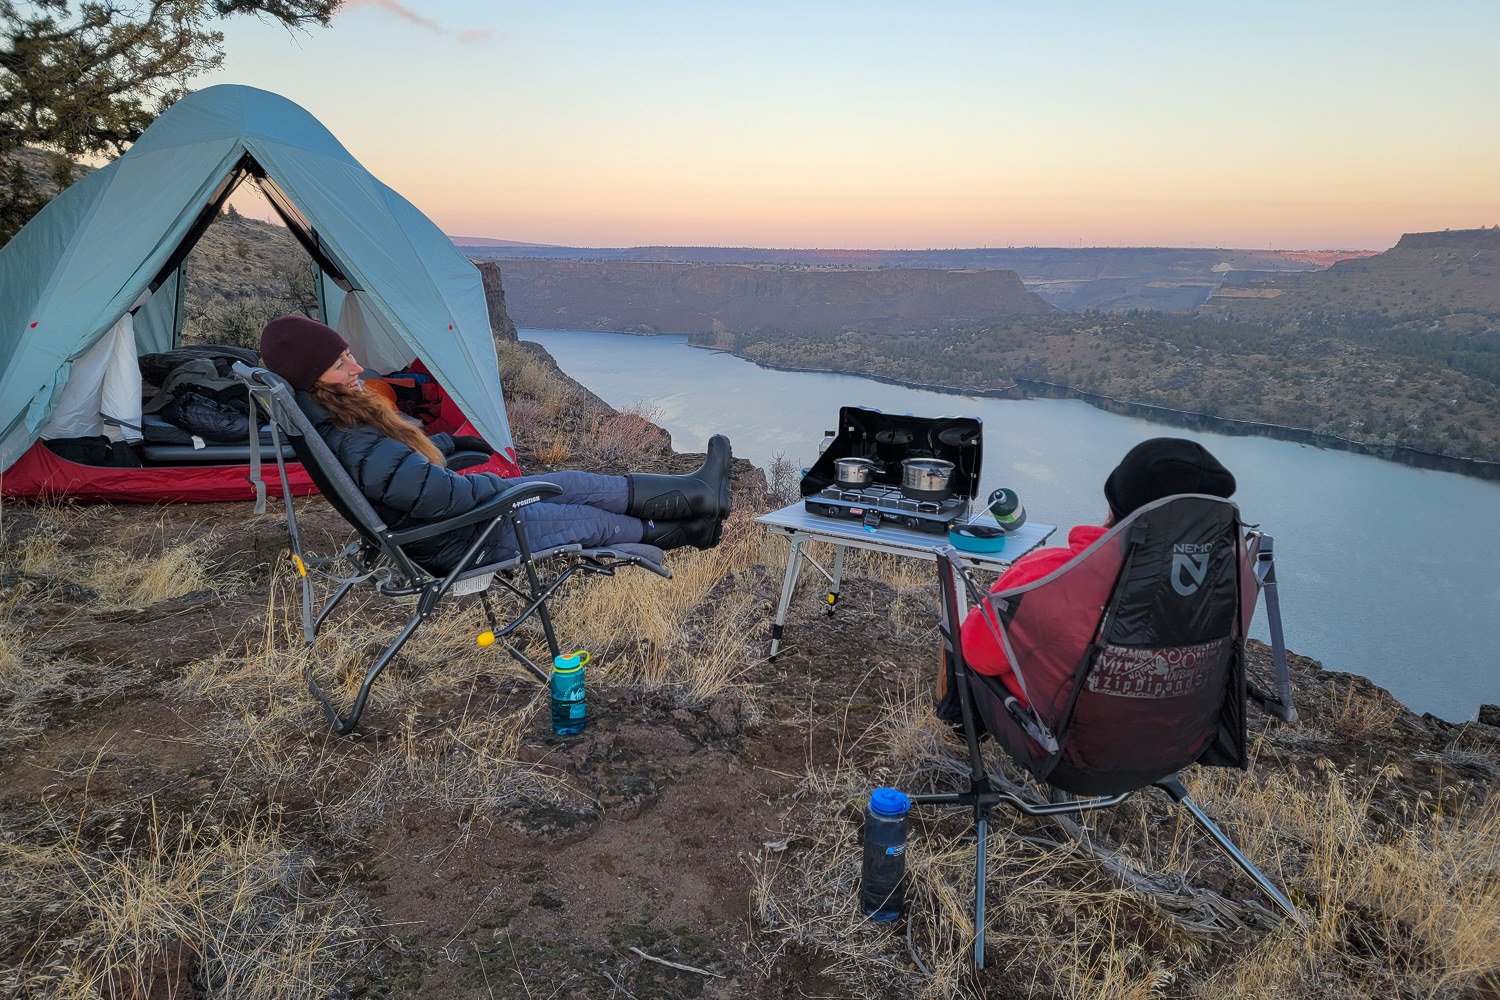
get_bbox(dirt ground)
[3,446,1498,998]
[0,485,942,997]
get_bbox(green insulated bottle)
[550,650,590,736]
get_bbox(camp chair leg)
[533,592,562,662]
[913,779,997,969]
[512,521,563,661]
[306,587,440,735]
[310,574,360,641]
[972,810,989,968]
[1154,777,1304,925]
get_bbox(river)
[522,329,1500,722]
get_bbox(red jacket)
[959,524,1108,703]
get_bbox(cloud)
[339,0,491,43]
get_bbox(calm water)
[523,329,1500,722]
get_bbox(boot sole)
[710,434,733,520]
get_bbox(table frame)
[756,502,1057,659]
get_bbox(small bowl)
[948,524,1007,553]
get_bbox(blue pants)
[478,471,644,563]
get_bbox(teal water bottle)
[550,650,590,736]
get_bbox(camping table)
[756,500,1056,659]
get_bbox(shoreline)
[518,329,1495,723]
[689,344,1500,483]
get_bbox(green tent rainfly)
[0,83,514,496]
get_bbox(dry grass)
[1187,766,1500,999]
[88,531,222,608]
[1322,677,1406,742]
[536,436,573,466]
[498,340,672,470]
[750,682,1500,1000]
[0,792,367,998]
[174,579,574,828]
[7,499,79,577]
[7,412,1495,998]
[0,502,212,745]
[2,500,227,609]
[498,340,580,420]
[0,587,25,686]
[577,404,666,467]
[550,512,764,706]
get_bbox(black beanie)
[259,315,349,390]
[1103,437,1236,519]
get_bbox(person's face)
[317,350,363,392]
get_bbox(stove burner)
[805,483,967,534]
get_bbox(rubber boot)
[640,514,723,551]
[626,434,732,521]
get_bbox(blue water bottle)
[859,787,911,921]
[550,650,590,736]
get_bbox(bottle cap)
[869,787,911,816]
[552,650,589,672]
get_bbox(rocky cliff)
[1200,226,1500,321]
[460,242,1335,312]
[475,259,519,342]
[491,258,1055,336]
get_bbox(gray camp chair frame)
[916,506,1301,968]
[233,363,670,735]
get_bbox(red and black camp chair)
[233,363,670,735]
[917,494,1301,967]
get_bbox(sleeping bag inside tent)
[0,84,518,503]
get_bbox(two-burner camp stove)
[800,406,983,535]
[804,483,969,534]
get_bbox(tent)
[0,84,518,503]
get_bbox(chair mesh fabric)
[974,495,1249,795]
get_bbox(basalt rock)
[475,259,519,342]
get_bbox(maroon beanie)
[1104,437,1236,519]
[259,315,349,390]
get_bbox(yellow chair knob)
[476,631,496,647]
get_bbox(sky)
[202,0,1500,251]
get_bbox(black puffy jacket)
[298,392,501,573]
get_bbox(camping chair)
[917,494,1301,967]
[232,363,670,735]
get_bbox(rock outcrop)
[475,259,519,342]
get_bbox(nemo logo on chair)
[1171,541,1214,597]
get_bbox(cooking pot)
[901,457,955,501]
[873,427,915,463]
[833,456,877,488]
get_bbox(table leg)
[825,543,847,615]
[769,536,806,661]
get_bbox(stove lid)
[800,405,982,499]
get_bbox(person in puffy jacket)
[958,437,1236,704]
[259,316,732,575]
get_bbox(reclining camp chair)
[918,494,1300,967]
[232,363,670,735]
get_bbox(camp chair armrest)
[384,481,563,546]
